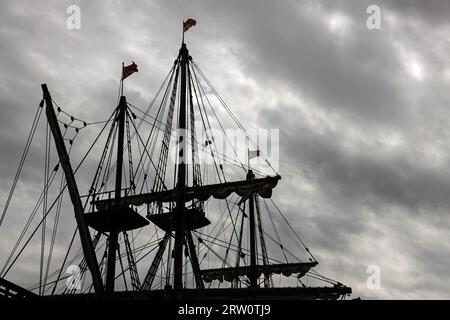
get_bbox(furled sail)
[199,262,318,283]
[92,175,281,210]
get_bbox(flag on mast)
[122,61,138,80]
[183,18,197,32]
[248,150,260,160]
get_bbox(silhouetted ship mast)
[0,21,351,300]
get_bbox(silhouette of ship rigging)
[0,21,351,300]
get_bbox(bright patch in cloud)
[327,13,350,35]
[408,59,424,81]
[394,41,426,81]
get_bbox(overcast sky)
[2,0,450,299]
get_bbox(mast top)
[179,42,189,57]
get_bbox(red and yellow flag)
[183,18,196,32]
[122,61,138,80]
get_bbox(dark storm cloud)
[1,0,450,299]
[383,0,450,25]
[264,105,450,211]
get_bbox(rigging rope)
[39,121,51,295]
[192,61,278,175]
[0,100,44,228]
[1,104,116,279]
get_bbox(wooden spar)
[174,43,189,296]
[186,230,204,289]
[105,95,127,293]
[41,84,104,294]
[91,175,281,209]
[141,232,171,290]
[199,262,318,283]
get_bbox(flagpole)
[182,20,185,45]
[121,62,124,97]
[247,135,251,171]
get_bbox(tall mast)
[247,169,258,287]
[105,95,127,293]
[41,84,104,294]
[174,43,189,296]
